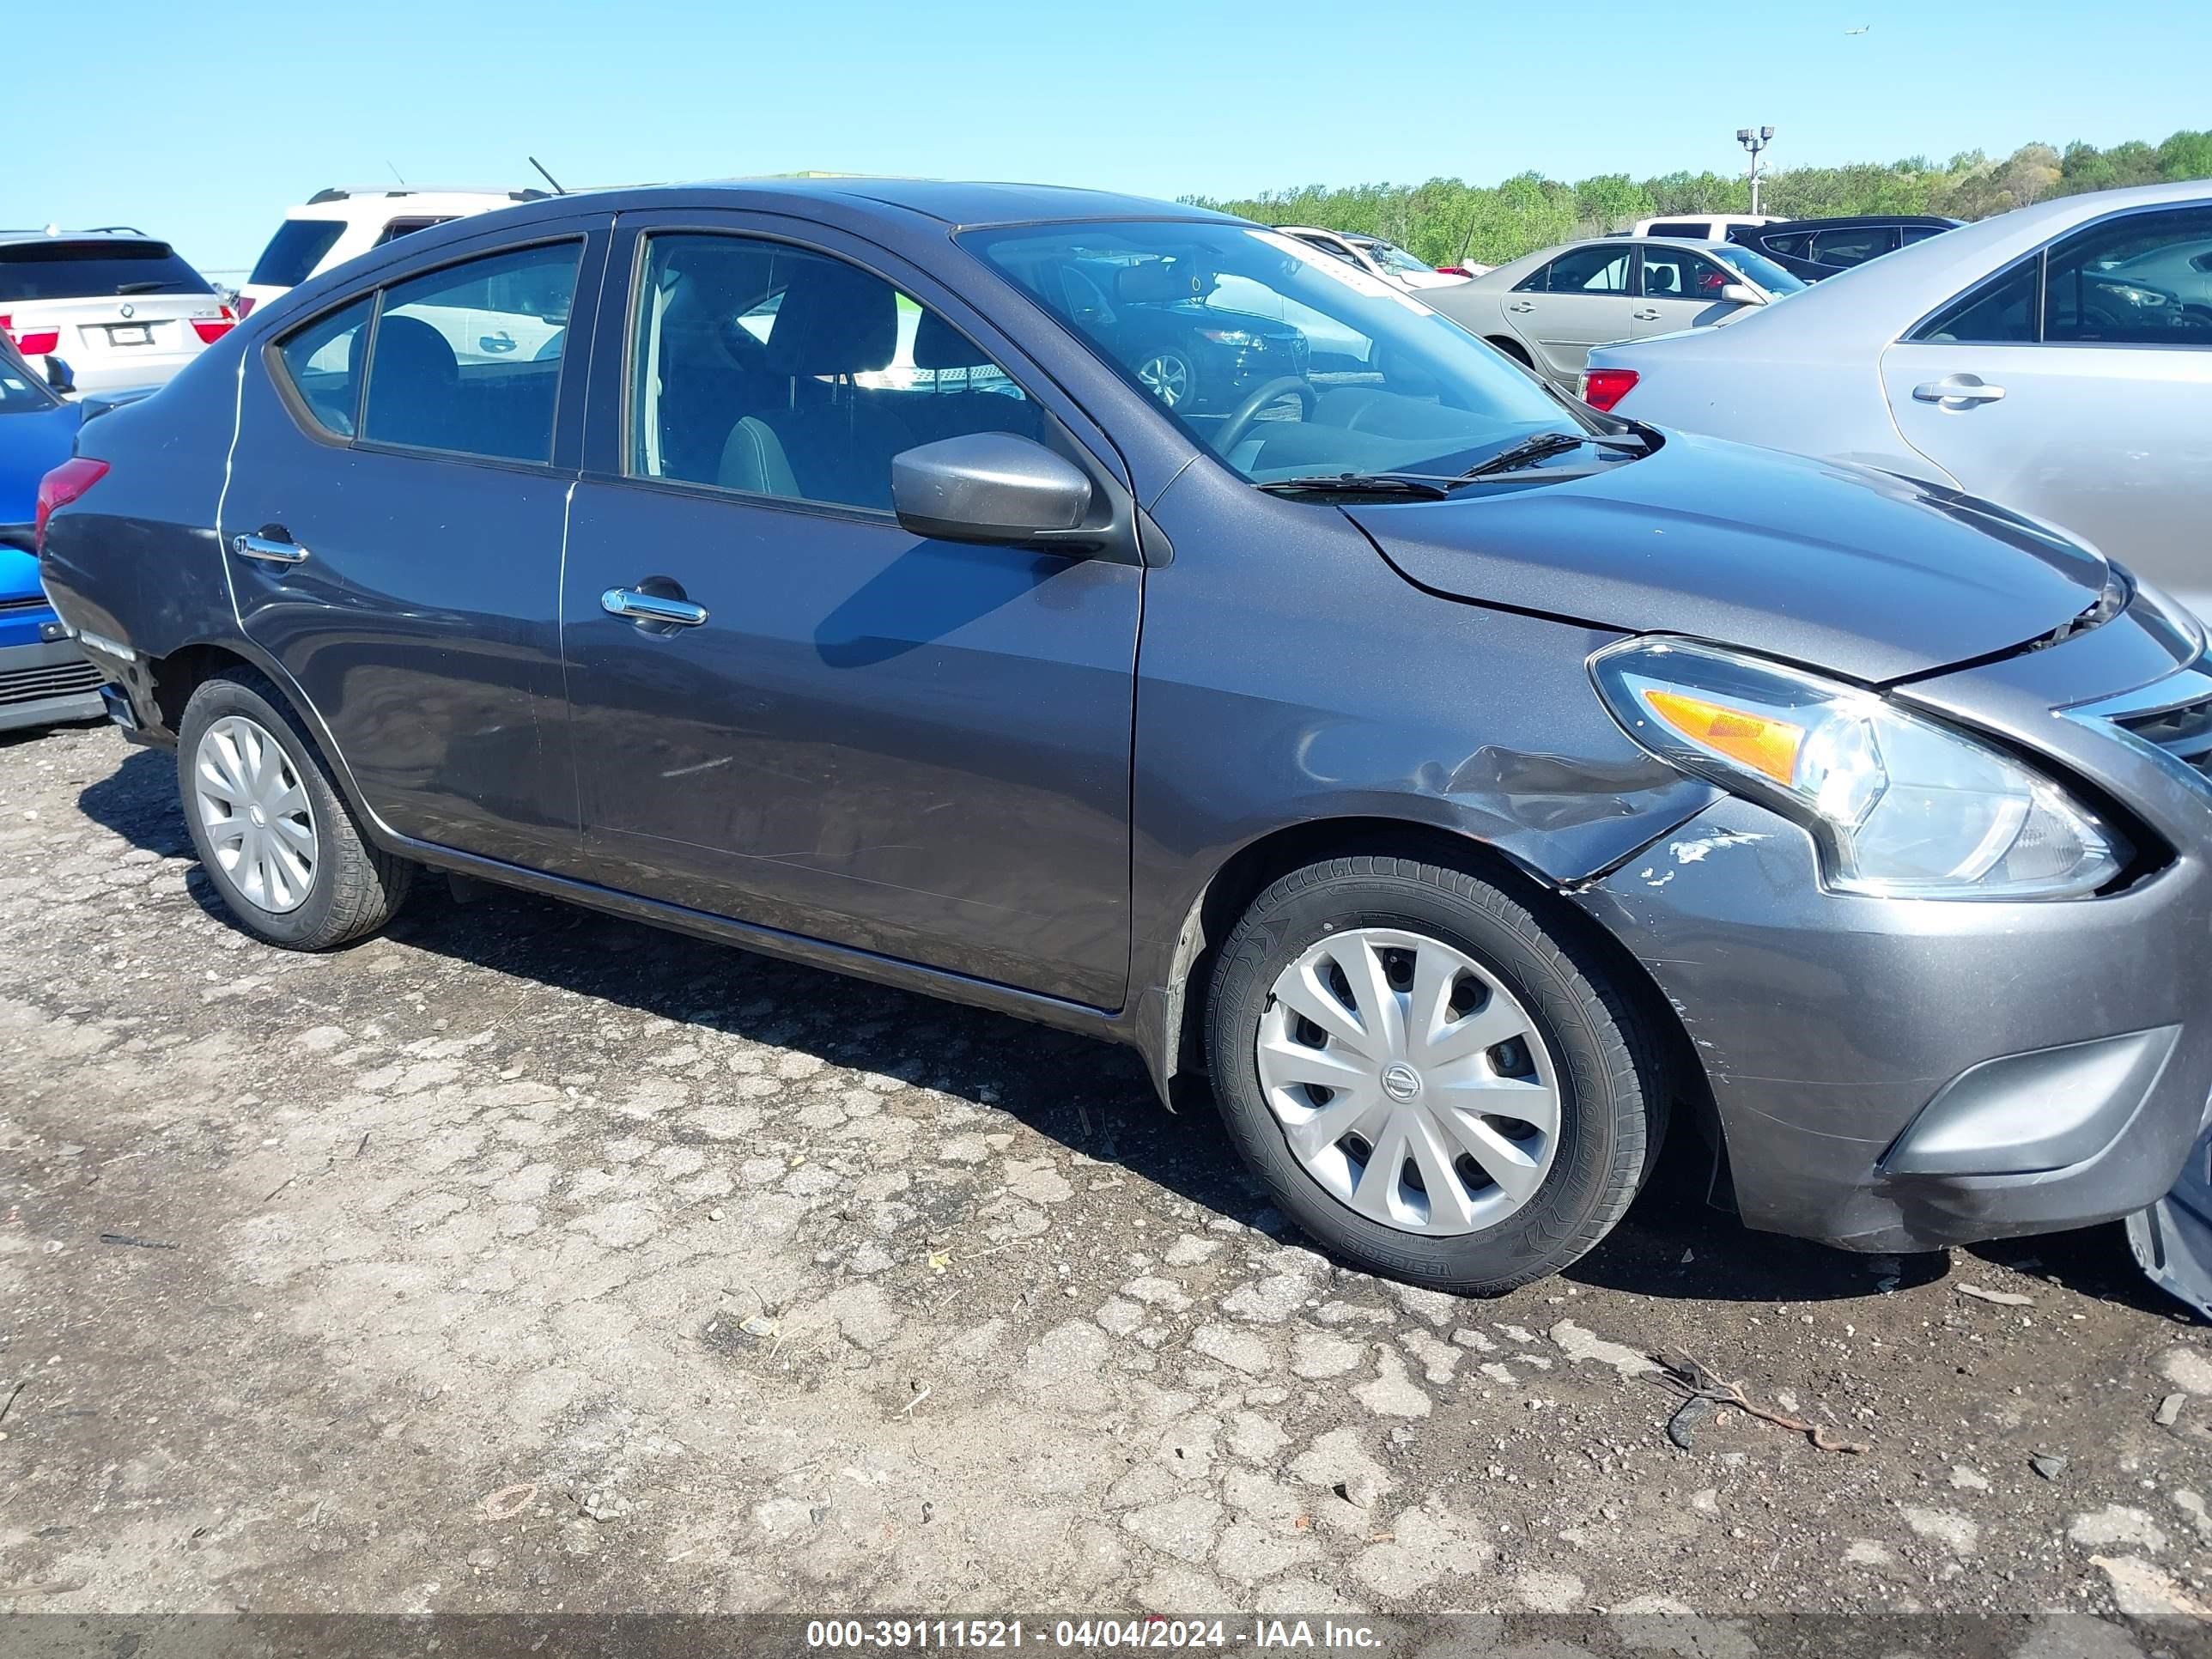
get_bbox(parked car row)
[30,174,2212,1319]
[1582,180,2212,617]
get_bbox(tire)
[1205,852,1662,1296]
[176,669,415,951]
[1137,348,1198,410]
[1485,335,1535,369]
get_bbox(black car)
[1728,215,1960,281]
[1064,257,1309,413]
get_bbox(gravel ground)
[3,720,2212,1637]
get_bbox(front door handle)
[231,532,308,565]
[601,587,708,627]
[1912,374,2006,408]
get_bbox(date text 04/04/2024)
[803,1620,1386,1650]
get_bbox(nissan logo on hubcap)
[1381,1062,1422,1102]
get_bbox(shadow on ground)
[76,739,2159,1316]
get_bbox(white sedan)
[1581,179,2212,613]
[1273,227,1478,291]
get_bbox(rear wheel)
[1205,853,1662,1295]
[177,671,414,951]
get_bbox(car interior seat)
[719,258,915,508]
[358,314,459,449]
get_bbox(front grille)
[2113,694,2212,781]
[0,656,103,707]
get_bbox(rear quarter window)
[249,221,347,289]
[275,296,375,437]
[0,240,214,302]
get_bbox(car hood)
[1346,432,2112,684]
[0,400,85,599]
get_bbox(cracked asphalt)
[4,720,2212,1636]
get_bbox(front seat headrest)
[764,258,897,377]
[1116,260,1196,305]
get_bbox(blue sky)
[13,0,2209,276]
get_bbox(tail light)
[33,458,109,554]
[234,295,257,318]
[191,305,238,344]
[1581,368,1639,412]
[0,314,61,356]
[1436,265,1474,277]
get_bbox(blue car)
[0,336,103,732]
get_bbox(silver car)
[1425,237,1805,390]
[1583,179,2212,611]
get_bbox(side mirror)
[892,433,1094,549]
[42,356,75,394]
[1717,283,1761,306]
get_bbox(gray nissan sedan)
[37,179,2212,1297]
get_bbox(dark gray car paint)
[1348,438,2112,685]
[38,177,2212,1262]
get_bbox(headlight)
[1592,638,2125,900]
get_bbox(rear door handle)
[1631,308,1661,320]
[1506,301,1535,313]
[601,587,708,627]
[1912,374,2006,407]
[230,532,308,565]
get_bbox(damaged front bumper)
[1570,595,2212,1259]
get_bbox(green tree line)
[1184,131,2212,269]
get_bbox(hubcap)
[1137,353,1190,407]
[193,714,318,915]
[1255,927,1560,1236]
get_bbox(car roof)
[0,228,170,248]
[696,177,1234,228]
[302,185,550,205]
[1753,214,1961,232]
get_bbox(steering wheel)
[1212,376,1316,453]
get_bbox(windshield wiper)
[1457,428,1653,481]
[113,281,179,295]
[1256,471,1459,500]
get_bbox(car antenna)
[529,156,568,196]
[386,159,406,186]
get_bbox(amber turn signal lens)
[1640,688,1802,785]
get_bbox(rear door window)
[1518,245,1631,294]
[361,240,581,462]
[372,217,455,248]
[0,240,214,302]
[2044,207,2212,346]
[1811,227,1899,270]
[249,221,346,289]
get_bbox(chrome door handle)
[479,331,516,354]
[1506,301,1535,313]
[231,532,308,564]
[601,587,708,627]
[1913,375,2006,407]
[1631,308,1661,320]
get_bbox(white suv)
[0,228,235,394]
[236,186,551,316]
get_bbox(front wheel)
[177,670,415,951]
[1135,348,1197,410]
[1205,853,1662,1295]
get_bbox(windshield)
[0,335,58,412]
[1708,245,1806,295]
[961,220,1592,485]
[1353,238,1432,276]
[0,240,213,302]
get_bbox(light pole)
[1736,126,1775,216]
